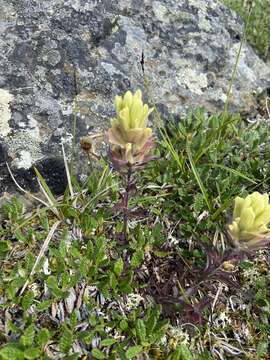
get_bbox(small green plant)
[1,88,270,359]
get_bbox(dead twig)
[19,220,61,295]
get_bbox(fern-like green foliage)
[59,327,73,354]
[20,325,35,347]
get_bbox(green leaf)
[159,126,185,172]
[86,240,94,259]
[59,327,73,353]
[37,328,51,347]
[256,339,269,358]
[100,338,117,347]
[80,331,94,345]
[0,345,24,360]
[119,319,129,331]
[24,348,41,360]
[125,345,143,359]
[186,139,212,212]
[46,275,65,297]
[146,308,158,336]
[0,240,10,254]
[20,325,35,347]
[131,250,144,268]
[14,229,27,242]
[179,344,194,360]
[91,348,105,359]
[109,272,118,290]
[59,230,68,258]
[22,291,35,311]
[70,311,78,329]
[114,258,124,277]
[36,299,52,312]
[135,319,146,343]
[34,166,62,219]
[207,163,257,184]
[168,348,181,360]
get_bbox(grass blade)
[159,127,185,172]
[19,220,61,295]
[186,138,212,212]
[34,167,62,219]
[6,162,50,208]
[61,143,74,200]
[208,163,257,184]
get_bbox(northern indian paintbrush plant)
[108,89,156,241]
[154,192,270,323]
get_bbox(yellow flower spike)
[123,90,133,108]
[134,89,142,100]
[263,194,269,207]
[228,192,270,250]
[254,207,270,227]
[119,107,131,131]
[108,89,156,169]
[233,196,244,219]
[142,104,153,126]
[241,196,252,214]
[228,221,240,239]
[108,89,153,149]
[250,192,266,215]
[238,207,255,232]
[130,99,144,128]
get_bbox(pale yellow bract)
[108,90,154,165]
[228,192,270,249]
[108,90,153,149]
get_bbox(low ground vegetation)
[1,89,270,359]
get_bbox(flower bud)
[228,192,270,250]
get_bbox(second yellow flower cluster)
[228,192,270,250]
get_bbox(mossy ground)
[1,105,270,359]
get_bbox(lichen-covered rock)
[0,0,269,196]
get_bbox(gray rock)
[0,0,269,196]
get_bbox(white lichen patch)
[27,115,41,140]
[176,68,208,95]
[189,0,207,10]
[15,150,34,169]
[0,88,14,137]
[189,0,211,32]
[101,61,122,76]
[6,131,43,169]
[198,14,211,32]
[209,88,227,103]
[153,1,169,22]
